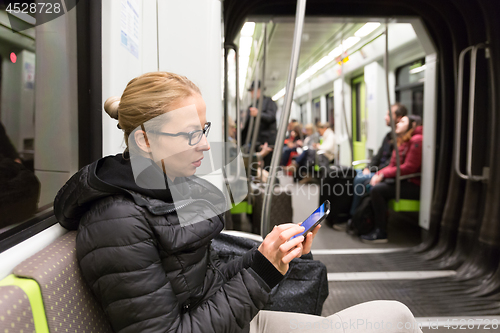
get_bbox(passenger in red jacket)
[361,115,423,243]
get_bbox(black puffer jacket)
[54,155,284,333]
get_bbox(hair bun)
[104,96,121,120]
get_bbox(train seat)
[0,279,38,333]
[0,231,113,333]
[388,199,420,212]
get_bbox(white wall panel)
[364,61,390,157]
[101,0,158,156]
[157,0,223,145]
[334,78,352,166]
[157,0,223,189]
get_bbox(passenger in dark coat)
[241,81,277,169]
[54,72,422,333]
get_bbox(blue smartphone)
[291,200,330,240]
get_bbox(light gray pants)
[250,301,423,333]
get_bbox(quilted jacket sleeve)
[77,198,274,333]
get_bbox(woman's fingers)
[279,235,304,254]
[281,245,303,264]
[278,225,305,243]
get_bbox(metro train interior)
[0,0,499,332]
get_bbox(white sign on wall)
[120,0,140,59]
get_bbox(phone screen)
[291,200,329,239]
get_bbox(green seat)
[388,199,420,212]
[231,201,253,214]
[0,274,50,333]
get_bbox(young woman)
[361,115,423,243]
[54,72,422,333]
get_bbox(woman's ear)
[134,130,151,153]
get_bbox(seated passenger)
[361,115,423,243]
[283,123,319,174]
[334,103,407,231]
[280,122,303,166]
[54,72,422,333]
[314,122,336,164]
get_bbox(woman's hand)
[362,168,371,175]
[370,174,383,186]
[258,224,306,275]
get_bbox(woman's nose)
[196,133,210,151]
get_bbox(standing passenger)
[241,80,278,169]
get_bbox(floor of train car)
[274,174,500,332]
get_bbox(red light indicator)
[10,52,17,63]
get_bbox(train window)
[312,97,321,126]
[300,103,307,124]
[395,59,425,117]
[0,7,43,237]
[0,0,90,251]
[326,92,334,128]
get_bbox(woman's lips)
[192,158,203,167]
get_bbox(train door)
[351,74,366,162]
[312,97,321,126]
[326,92,334,128]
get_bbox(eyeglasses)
[147,122,211,146]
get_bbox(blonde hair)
[318,122,330,129]
[104,72,201,155]
[305,123,315,131]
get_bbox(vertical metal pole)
[261,0,307,237]
[235,46,241,181]
[249,25,267,179]
[384,22,401,201]
[340,25,354,163]
[223,44,242,182]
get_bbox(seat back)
[0,284,36,333]
[12,231,113,333]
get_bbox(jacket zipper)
[182,245,226,312]
[208,242,227,284]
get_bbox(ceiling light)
[354,22,381,38]
[241,22,256,37]
[342,37,361,50]
[272,88,286,101]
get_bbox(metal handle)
[454,44,488,181]
[454,46,474,180]
[467,43,487,181]
[261,0,307,238]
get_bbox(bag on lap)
[212,233,329,316]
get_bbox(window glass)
[396,59,426,86]
[396,59,425,117]
[326,92,334,128]
[0,6,43,235]
[312,97,321,126]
